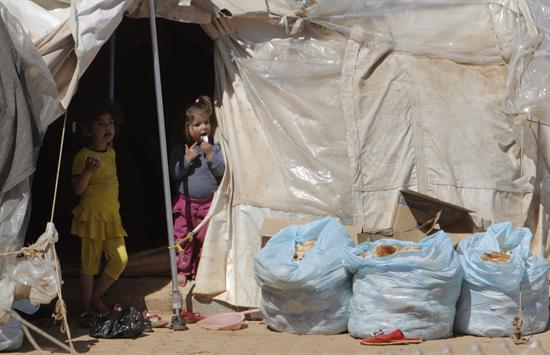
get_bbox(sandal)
[180,310,205,324]
[79,312,94,328]
[142,310,168,328]
[360,329,422,346]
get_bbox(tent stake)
[147,0,186,330]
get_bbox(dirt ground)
[16,313,550,355]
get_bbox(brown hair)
[76,102,123,145]
[183,95,214,145]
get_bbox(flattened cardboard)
[260,219,363,246]
[392,189,477,232]
[357,190,478,246]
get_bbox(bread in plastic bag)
[343,230,462,340]
[455,222,549,337]
[254,216,354,334]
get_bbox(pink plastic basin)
[197,312,245,331]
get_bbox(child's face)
[88,113,115,147]
[187,112,211,144]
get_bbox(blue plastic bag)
[343,231,463,340]
[254,216,355,334]
[455,222,549,337]
[0,317,23,352]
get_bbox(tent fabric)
[0,12,39,195]
[194,5,540,306]
[2,1,550,308]
[0,6,46,280]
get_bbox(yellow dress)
[71,147,127,240]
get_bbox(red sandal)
[360,329,422,346]
[180,310,205,324]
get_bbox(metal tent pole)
[147,0,186,330]
[108,33,116,105]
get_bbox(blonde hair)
[185,96,213,121]
[183,95,214,144]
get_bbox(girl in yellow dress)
[71,105,127,327]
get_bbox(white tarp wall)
[2,0,550,308]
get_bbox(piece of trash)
[240,309,263,321]
[196,312,244,331]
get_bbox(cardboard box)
[355,190,479,245]
[260,219,363,247]
[389,189,478,245]
[392,190,476,231]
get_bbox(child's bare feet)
[92,297,110,315]
[177,274,187,287]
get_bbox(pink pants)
[172,194,212,279]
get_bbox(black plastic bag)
[89,306,145,339]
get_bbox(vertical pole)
[108,33,116,105]
[147,0,186,329]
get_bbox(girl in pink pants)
[169,96,225,286]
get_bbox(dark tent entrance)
[26,18,215,271]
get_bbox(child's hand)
[201,142,214,161]
[84,156,100,173]
[184,143,200,164]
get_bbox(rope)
[17,317,46,355]
[1,113,75,351]
[47,111,76,352]
[170,218,213,254]
[51,245,75,353]
[0,240,53,258]
[50,111,68,223]
[9,310,74,353]
[2,111,77,352]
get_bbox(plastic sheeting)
[0,223,60,323]
[0,317,23,352]
[4,1,550,309]
[0,299,40,352]
[0,299,38,351]
[455,222,550,336]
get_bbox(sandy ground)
[16,314,550,355]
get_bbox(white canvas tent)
[2,0,550,312]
